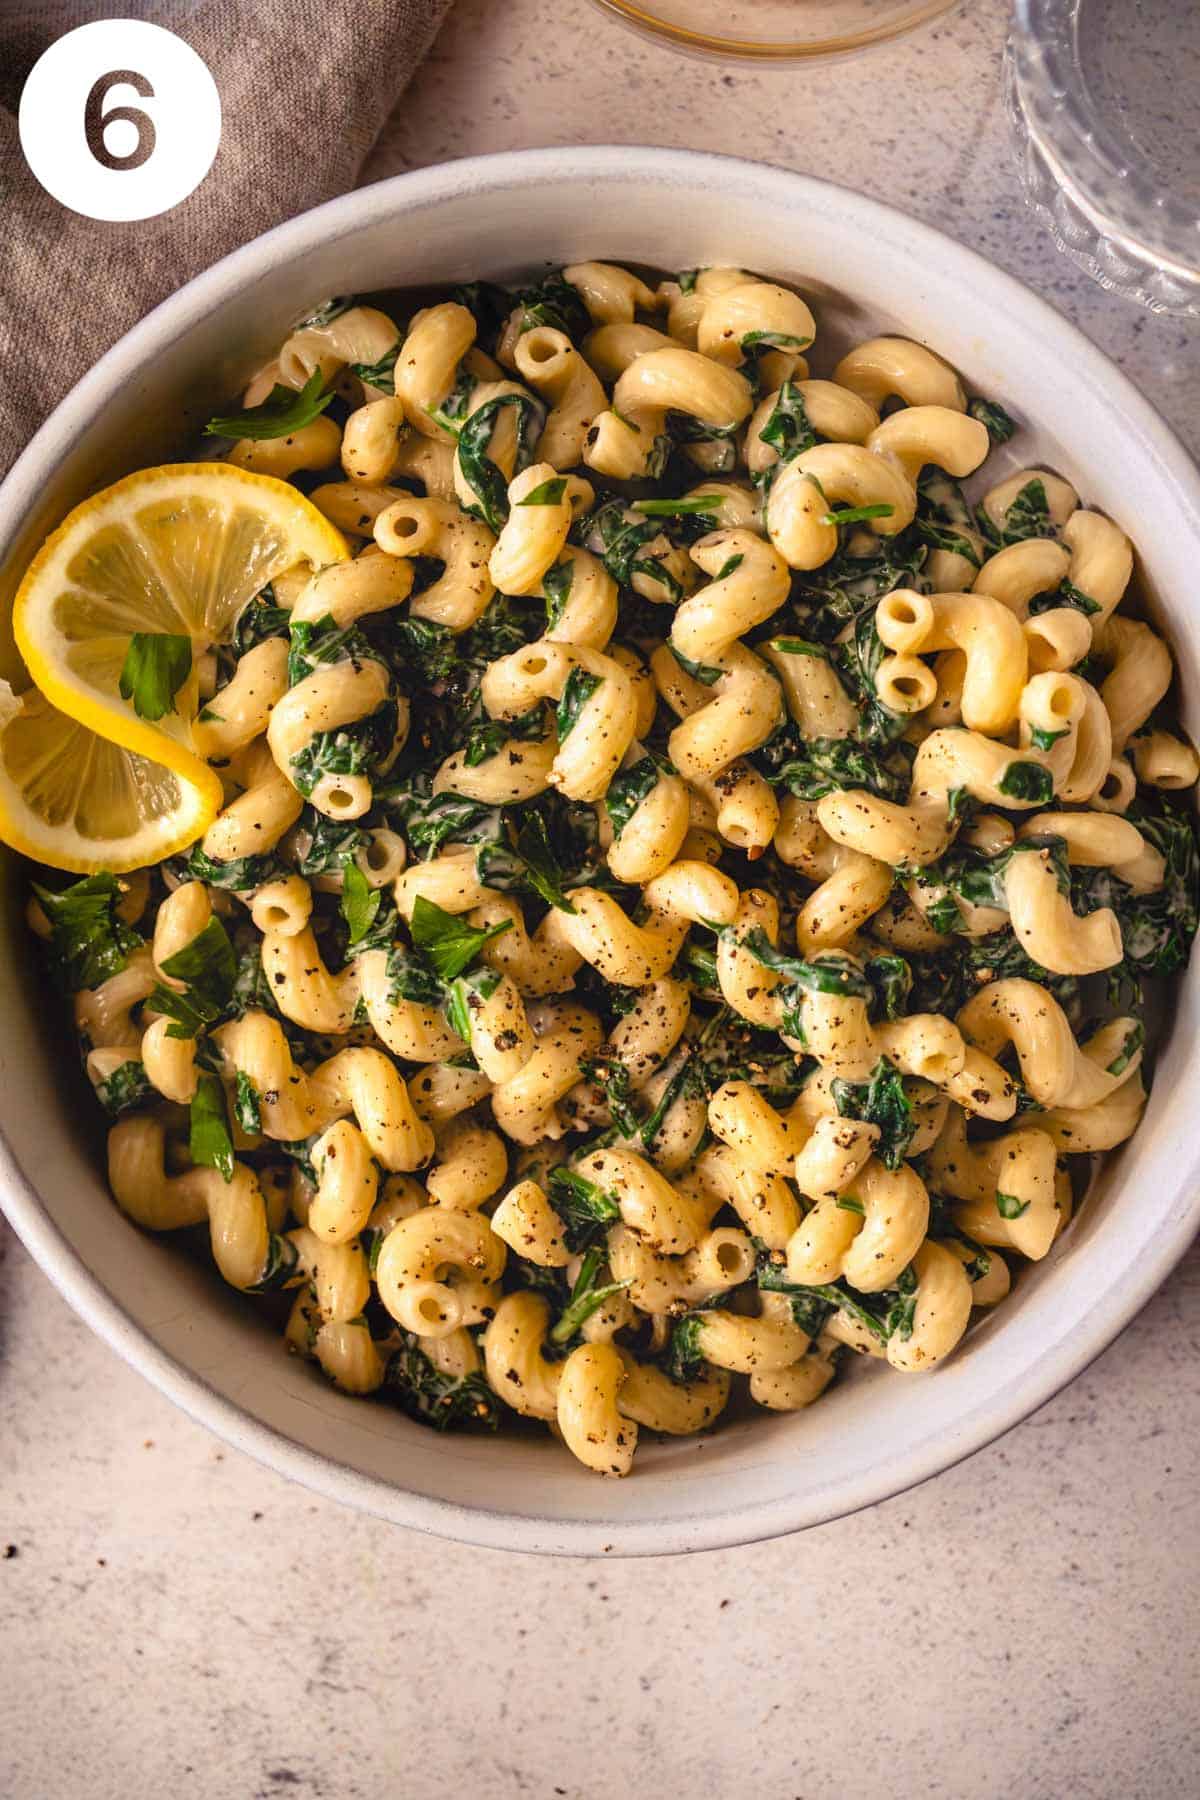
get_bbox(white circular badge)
[18,19,221,222]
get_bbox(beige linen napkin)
[0,0,451,475]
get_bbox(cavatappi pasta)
[31,265,1199,1476]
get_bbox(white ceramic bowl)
[2,148,1198,1557]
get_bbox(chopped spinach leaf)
[95,1059,153,1116]
[456,394,542,531]
[542,558,574,631]
[184,845,279,892]
[998,760,1055,804]
[756,379,817,473]
[831,1058,915,1170]
[670,644,723,687]
[1028,579,1101,618]
[765,733,912,803]
[233,1069,262,1136]
[546,1165,622,1253]
[979,476,1052,547]
[968,397,1017,443]
[384,1333,500,1432]
[556,665,601,741]
[606,755,667,838]
[349,343,400,392]
[232,591,290,654]
[518,476,568,507]
[33,872,143,994]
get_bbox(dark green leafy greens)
[831,1059,915,1170]
[546,1166,622,1253]
[384,1334,500,1432]
[33,873,143,994]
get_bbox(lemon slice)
[0,683,222,873]
[13,462,347,787]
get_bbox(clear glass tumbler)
[1008,0,1200,316]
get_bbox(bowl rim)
[585,0,962,61]
[2,144,1199,1557]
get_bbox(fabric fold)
[0,0,451,473]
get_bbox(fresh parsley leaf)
[149,916,238,1040]
[190,1073,234,1183]
[340,861,381,947]
[118,633,192,722]
[408,895,512,983]
[205,369,334,441]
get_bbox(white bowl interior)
[1,149,1197,1554]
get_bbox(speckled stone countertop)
[4,2,1199,1795]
